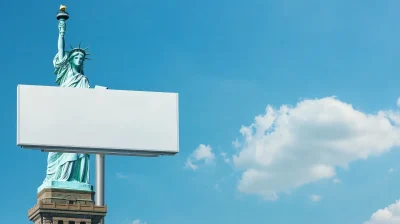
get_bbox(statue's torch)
[56,5,69,35]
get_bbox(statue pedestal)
[28,188,107,224]
[38,180,93,193]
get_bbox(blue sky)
[2,0,400,223]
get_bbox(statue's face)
[72,53,84,67]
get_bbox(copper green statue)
[39,5,92,192]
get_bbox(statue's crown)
[68,44,91,60]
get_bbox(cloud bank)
[364,200,400,224]
[232,97,400,200]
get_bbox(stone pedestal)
[28,188,107,224]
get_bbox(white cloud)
[116,172,130,179]
[185,160,197,170]
[333,178,341,184]
[186,144,215,170]
[132,219,147,224]
[364,200,400,224]
[388,168,395,173]
[310,194,322,202]
[221,152,231,163]
[233,97,400,200]
[232,139,241,149]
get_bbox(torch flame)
[60,5,67,11]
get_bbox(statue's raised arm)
[58,20,66,61]
[56,5,68,62]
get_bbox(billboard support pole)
[96,154,105,224]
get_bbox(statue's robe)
[42,52,90,184]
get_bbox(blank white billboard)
[17,85,179,156]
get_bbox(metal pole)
[96,154,105,224]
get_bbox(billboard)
[17,85,179,156]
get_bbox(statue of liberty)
[39,6,92,192]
